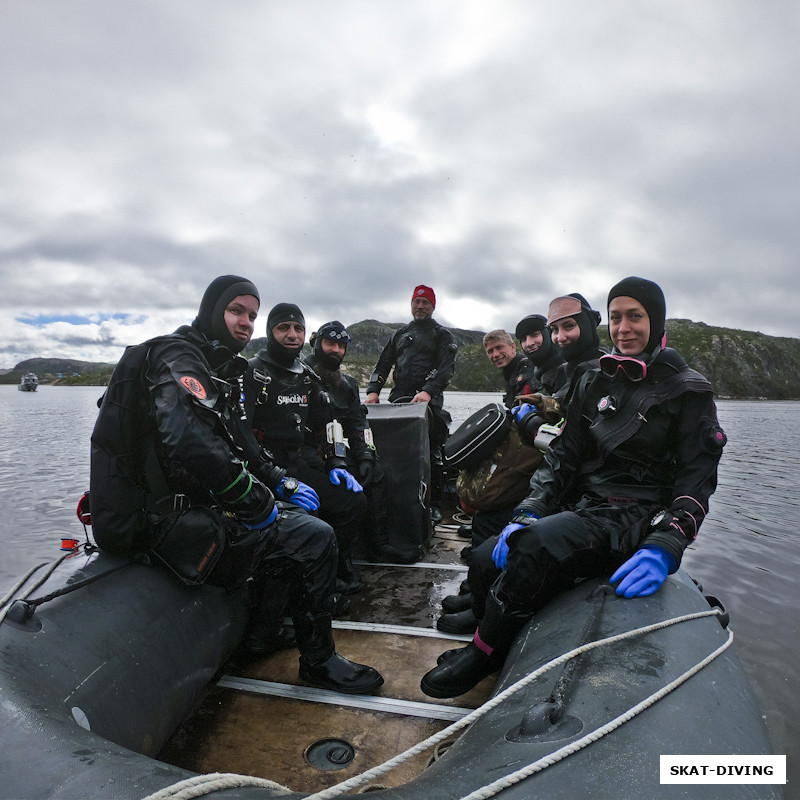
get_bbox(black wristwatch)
[282,477,299,496]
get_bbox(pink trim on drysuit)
[672,495,707,540]
[474,629,493,656]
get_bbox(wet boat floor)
[159,521,499,794]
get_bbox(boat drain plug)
[304,738,356,771]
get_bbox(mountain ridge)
[3,318,799,400]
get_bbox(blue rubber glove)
[329,468,363,493]
[611,546,677,598]
[513,403,536,425]
[244,504,278,530]
[276,478,320,512]
[492,523,524,569]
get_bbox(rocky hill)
[244,319,486,359]
[0,357,115,384]
[251,318,800,400]
[649,320,800,400]
[3,320,800,400]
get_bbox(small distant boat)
[17,373,38,392]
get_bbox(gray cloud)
[1,0,799,368]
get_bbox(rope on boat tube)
[141,607,727,800]
[458,629,735,800]
[0,552,73,622]
[303,607,729,800]
[0,561,52,610]
[140,773,293,799]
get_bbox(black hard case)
[443,402,511,469]
[365,401,432,561]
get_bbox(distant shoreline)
[4,316,800,400]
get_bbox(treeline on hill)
[3,319,800,400]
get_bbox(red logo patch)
[179,376,207,399]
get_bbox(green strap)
[217,470,253,504]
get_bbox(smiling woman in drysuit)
[421,276,727,699]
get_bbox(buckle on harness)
[173,494,190,511]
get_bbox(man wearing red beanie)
[411,284,436,309]
[366,285,458,523]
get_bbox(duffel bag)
[456,428,543,511]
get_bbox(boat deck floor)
[159,518,498,794]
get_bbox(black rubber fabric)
[441,593,473,614]
[299,653,384,695]
[420,642,499,699]
[436,608,478,634]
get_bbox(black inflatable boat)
[0,403,780,800]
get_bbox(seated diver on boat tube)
[421,276,727,699]
[89,275,383,695]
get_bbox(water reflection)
[0,387,797,782]
[0,386,100,579]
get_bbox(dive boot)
[330,592,351,617]
[335,576,362,595]
[245,576,294,656]
[436,608,478,634]
[295,611,384,695]
[421,642,500,698]
[244,624,296,657]
[457,523,473,539]
[424,585,532,698]
[299,653,384,695]
[437,647,461,665]
[336,556,362,595]
[441,592,473,613]
[372,543,420,564]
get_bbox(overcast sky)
[2,1,798,368]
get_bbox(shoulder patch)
[179,375,208,399]
[704,423,727,452]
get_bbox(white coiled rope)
[141,773,292,799]
[142,607,728,800]
[457,628,734,800]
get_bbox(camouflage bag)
[456,428,543,512]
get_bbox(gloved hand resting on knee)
[276,477,320,512]
[611,546,677,598]
[329,468,363,493]
[492,523,523,569]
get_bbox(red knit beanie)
[412,284,436,307]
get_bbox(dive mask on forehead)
[599,353,647,383]
[314,320,351,346]
[547,296,584,326]
[324,328,351,342]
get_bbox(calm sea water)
[1,386,797,793]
